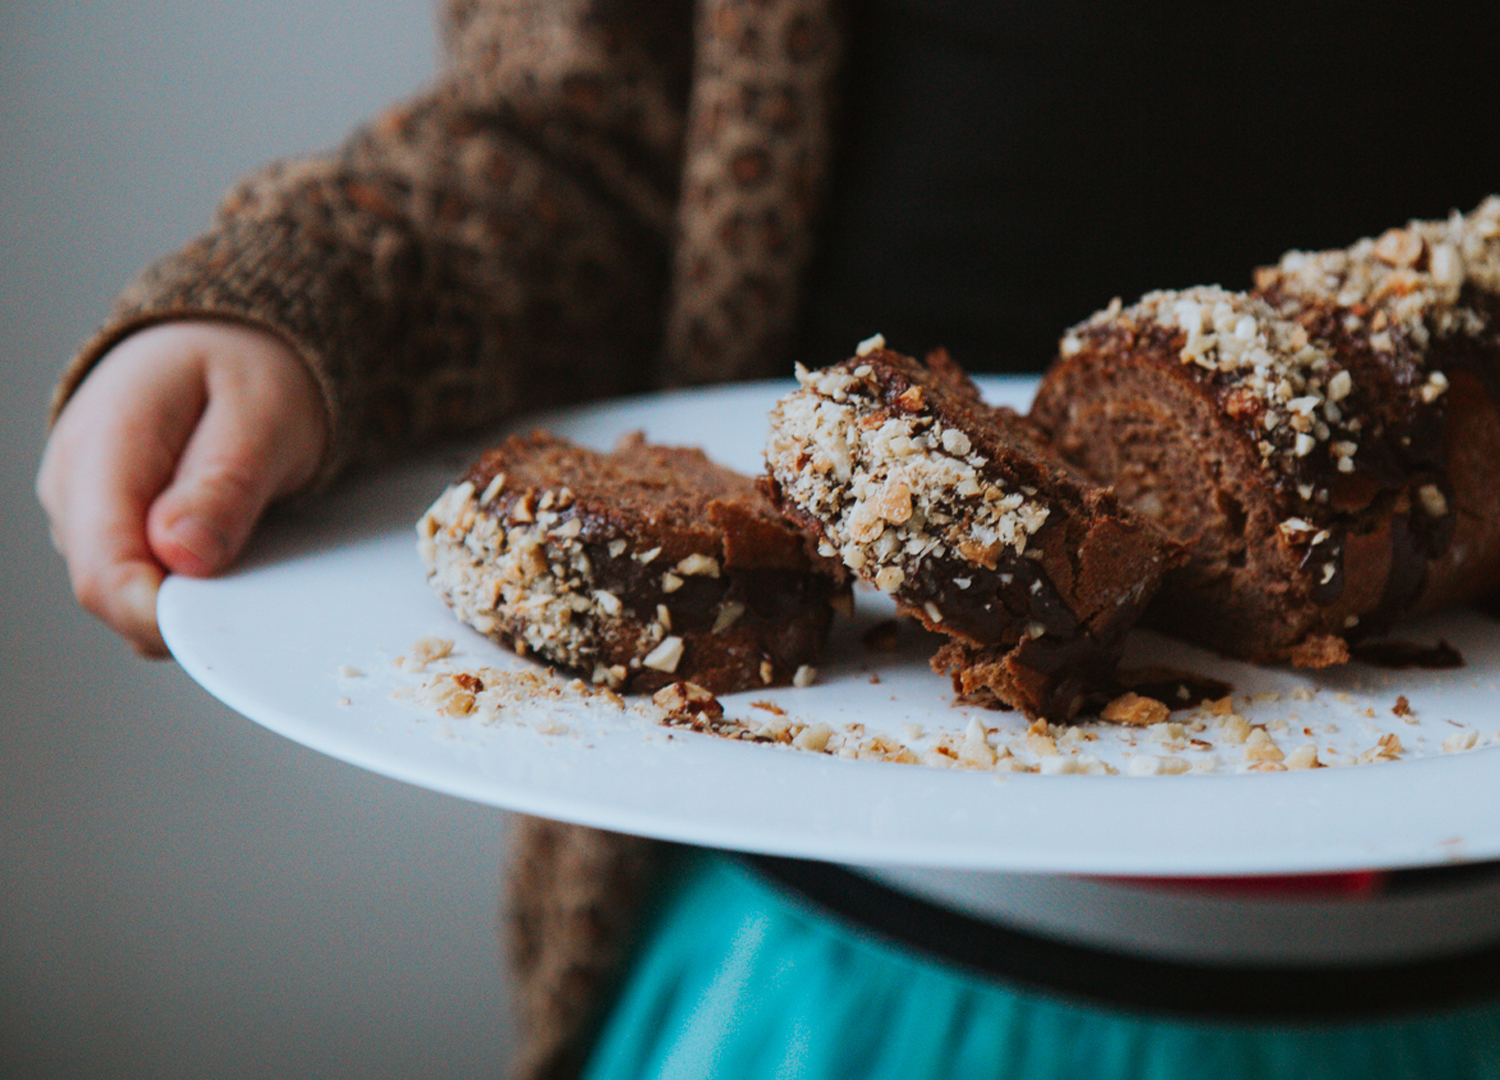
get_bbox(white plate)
[158,378,1500,875]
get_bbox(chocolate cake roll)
[1031,196,1500,666]
[763,343,1181,720]
[418,431,846,694]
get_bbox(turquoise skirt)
[580,851,1500,1080]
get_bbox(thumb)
[147,360,326,576]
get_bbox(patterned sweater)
[56,1,845,1077]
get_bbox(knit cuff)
[52,213,383,493]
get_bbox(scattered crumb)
[1218,714,1253,744]
[958,717,999,768]
[1101,692,1171,727]
[793,724,834,752]
[1025,718,1059,757]
[1243,727,1285,765]
[1443,728,1480,753]
[653,682,724,725]
[1356,733,1404,764]
[1128,755,1190,777]
[377,635,1478,779]
[1041,754,1116,776]
[1285,744,1322,770]
[406,637,454,670]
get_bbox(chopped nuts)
[766,355,1052,617]
[958,717,998,768]
[711,601,745,634]
[1127,755,1190,777]
[676,553,721,577]
[1100,692,1171,727]
[641,636,685,673]
[792,723,834,752]
[478,473,507,506]
[653,681,723,723]
[1373,227,1424,267]
[1357,733,1404,764]
[1284,744,1321,770]
[1442,728,1480,753]
[1242,726,1285,765]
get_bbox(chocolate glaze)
[905,551,1074,645]
[1254,297,1459,631]
[916,548,1160,720]
[877,351,1178,717]
[450,431,845,694]
[1069,299,1470,647]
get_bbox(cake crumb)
[1442,728,1480,753]
[792,723,834,752]
[410,637,455,667]
[1243,727,1285,764]
[958,717,999,768]
[1357,733,1404,764]
[1128,755,1190,776]
[1101,692,1171,727]
[1285,744,1322,769]
[1216,714,1252,744]
[653,682,723,724]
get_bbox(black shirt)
[798,0,1500,373]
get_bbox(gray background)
[2,2,521,1076]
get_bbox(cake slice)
[418,431,847,694]
[763,344,1181,720]
[1031,197,1500,666]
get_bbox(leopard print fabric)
[659,0,845,387]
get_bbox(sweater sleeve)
[53,0,693,486]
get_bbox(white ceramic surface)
[158,378,1500,875]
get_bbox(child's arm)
[39,1,688,652]
[54,5,685,482]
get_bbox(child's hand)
[37,321,328,657]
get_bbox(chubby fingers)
[37,334,209,656]
[37,321,328,656]
[147,334,327,577]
